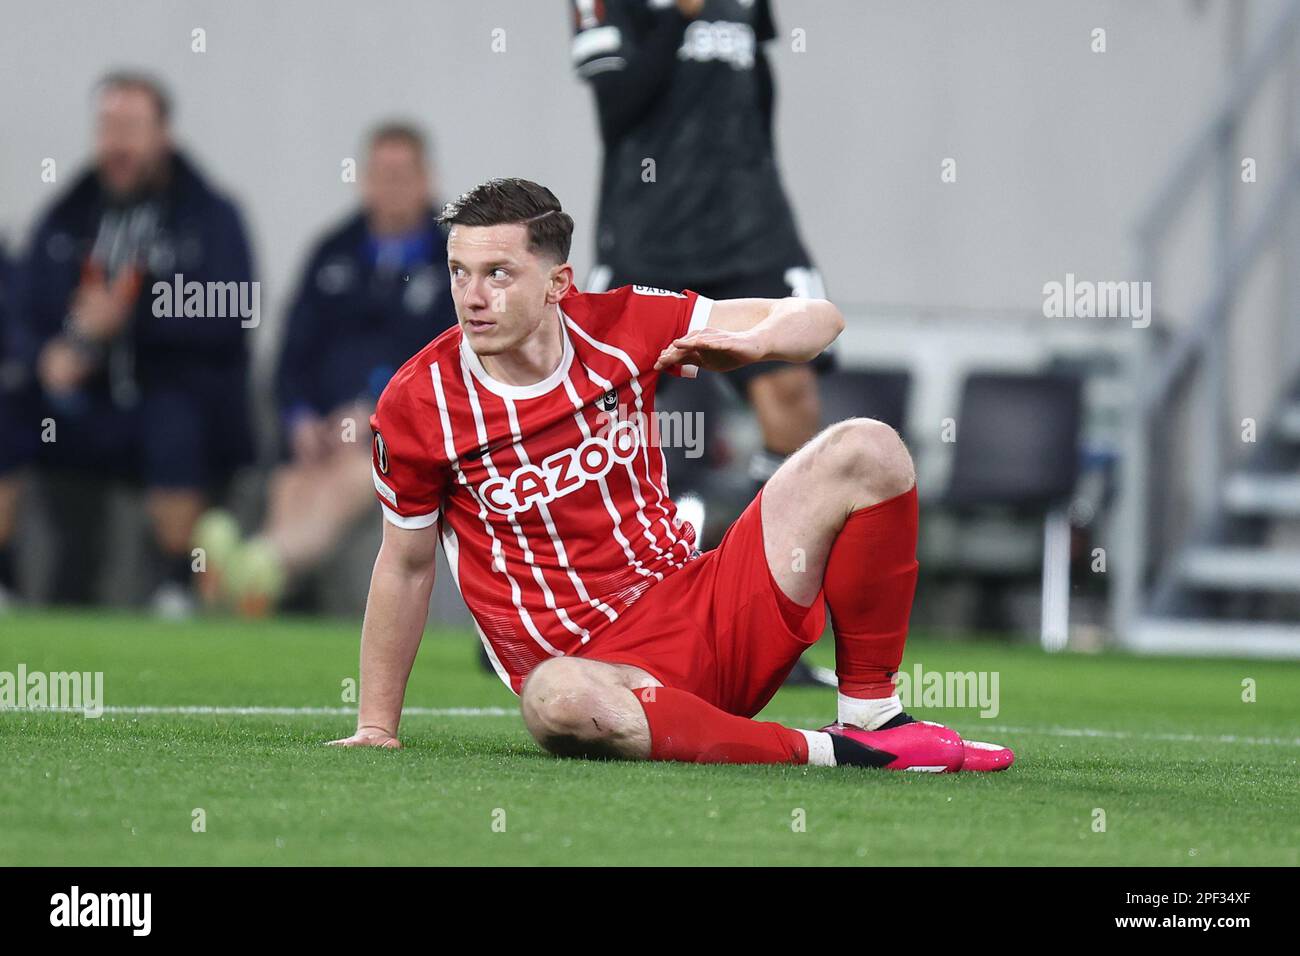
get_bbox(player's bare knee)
[818,417,914,503]
[519,657,580,732]
[520,658,612,755]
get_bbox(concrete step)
[1128,617,1300,659]
[1277,403,1300,443]
[1223,472,1300,518]
[1179,546,1300,592]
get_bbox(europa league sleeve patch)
[373,430,390,475]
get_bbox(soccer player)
[329,179,1013,771]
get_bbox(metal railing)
[1112,0,1300,642]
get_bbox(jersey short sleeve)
[369,390,446,530]
[618,285,714,379]
[570,0,646,80]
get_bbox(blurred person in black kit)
[570,0,835,685]
[194,123,458,616]
[0,72,256,616]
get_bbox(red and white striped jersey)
[369,284,714,693]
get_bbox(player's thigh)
[521,656,656,705]
[758,436,845,607]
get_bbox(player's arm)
[653,297,844,373]
[327,518,438,749]
[571,0,703,144]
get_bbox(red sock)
[634,686,809,764]
[824,484,919,699]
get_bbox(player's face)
[95,87,170,200]
[446,223,567,357]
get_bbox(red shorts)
[574,487,827,718]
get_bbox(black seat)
[937,371,1085,644]
[818,368,911,436]
[946,371,1083,511]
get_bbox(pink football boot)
[959,738,1016,771]
[819,717,965,772]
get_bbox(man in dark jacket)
[0,71,256,614]
[196,123,457,615]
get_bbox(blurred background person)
[570,0,833,684]
[0,71,256,617]
[0,242,19,609]
[196,122,457,616]
[571,0,830,518]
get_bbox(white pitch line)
[3,705,516,717]
[783,718,1300,748]
[979,723,1300,748]
[7,707,1299,748]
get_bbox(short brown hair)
[367,121,429,162]
[96,70,172,125]
[438,178,573,263]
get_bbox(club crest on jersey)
[373,430,389,474]
[478,420,642,517]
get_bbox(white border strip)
[2,705,516,717]
[980,723,1300,747]
[379,502,439,530]
[8,708,1299,746]
[784,719,1300,748]
[677,294,713,378]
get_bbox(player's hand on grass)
[654,327,769,373]
[327,725,401,749]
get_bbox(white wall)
[0,0,1291,378]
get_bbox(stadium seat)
[817,368,911,436]
[946,372,1083,509]
[943,371,1084,648]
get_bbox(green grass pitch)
[1,610,1297,866]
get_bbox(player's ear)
[545,261,574,304]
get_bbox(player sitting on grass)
[328,178,1013,772]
